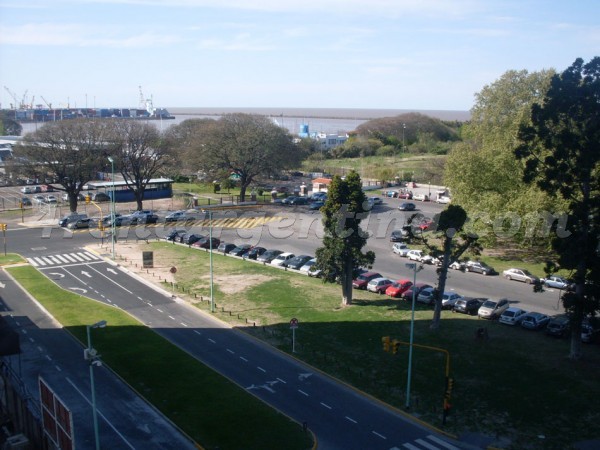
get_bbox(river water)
[19,107,470,136]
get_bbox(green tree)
[516,57,600,360]
[407,205,480,329]
[183,114,298,202]
[0,110,22,136]
[107,120,172,211]
[14,119,113,212]
[444,69,563,245]
[314,171,375,306]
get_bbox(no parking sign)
[290,318,299,352]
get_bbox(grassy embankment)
[6,264,314,450]
[132,242,599,449]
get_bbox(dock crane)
[3,86,18,109]
[20,90,28,109]
[40,96,53,109]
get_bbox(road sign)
[290,318,299,329]
[170,266,177,274]
[290,318,299,353]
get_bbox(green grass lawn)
[7,265,313,450]
[0,253,25,265]
[143,242,600,449]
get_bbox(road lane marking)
[298,389,308,396]
[226,349,235,354]
[345,416,357,423]
[276,378,286,384]
[208,338,216,344]
[156,308,163,312]
[62,254,78,262]
[54,254,69,263]
[240,356,248,362]
[86,264,133,294]
[168,315,176,321]
[320,402,332,409]
[372,431,386,439]
[257,367,266,373]
[65,377,135,450]
[426,435,460,449]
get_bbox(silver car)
[499,307,527,325]
[502,268,540,284]
[478,298,510,319]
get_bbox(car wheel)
[526,278,532,284]
[465,267,469,272]
[505,275,511,280]
[483,271,488,276]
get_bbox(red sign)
[290,318,299,329]
[39,377,74,450]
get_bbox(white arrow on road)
[49,272,65,278]
[106,268,117,274]
[69,287,88,294]
[0,281,5,289]
[81,271,92,278]
[298,373,313,381]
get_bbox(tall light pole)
[207,210,215,313]
[402,123,406,152]
[107,157,116,259]
[405,262,423,409]
[86,320,107,450]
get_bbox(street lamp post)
[209,210,214,313]
[402,123,406,151]
[86,320,107,450]
[405,263,423,409]
[107,157,116,260]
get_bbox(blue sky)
[0,0,598,111]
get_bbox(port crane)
[3,86,18,109]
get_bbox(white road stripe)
[415,438,439,450]
[77,252,93,261]
[371,431,386,439]
[62,254,78,262]
[426,435,460,449]
[70,253,85,262]
[48,256,62,265]
[257,367,266,373]
[84,251,99,260]
[28,258,39,267]
[345,416,357,423]
[54,255,69,263]
[32,257,45,266]
[298,390,308,396]
[41,257,54,265]
[403,444,420,450]
[320,402,332,409]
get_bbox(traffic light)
[392,340,400,354]
[85,195,91,204]
[445,377,454,399]
[382,336,390,352]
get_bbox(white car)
[502,268,540,284]
[441,292,463,309]
[366,277,394,294]
[20,186,34,194]
[417,287,436,305]
[392,243,410,257]
[271,252,295,267]
[45,195,58,203]
[499,307,528,326]
[299,258,317,275]
[478,298,510,319]
[437,196,451,204]
[406,250,424,261]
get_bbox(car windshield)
[482,300,497,308]
[503,310,515,317]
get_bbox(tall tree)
[13,119,113,212]
[516,57,600,360]
[314,171,375,306]
[108,120,171,211]
[444,69,564,245]
[0,110,22,136]
[185,113,298,201]
[407,205,480,329]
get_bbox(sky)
[0,0,598,112]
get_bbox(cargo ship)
[11,105,175,122]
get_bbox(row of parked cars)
[58,210,160,229]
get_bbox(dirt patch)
[204,273,272,295]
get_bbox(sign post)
[290,318,299,353]
[170,266,177,297]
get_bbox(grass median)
[7,265,314,450]
[139,242,600,449]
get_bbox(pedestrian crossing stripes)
[27,251,101,268]
[389,434,460,450]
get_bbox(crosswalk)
[391,434,461,450]
[27,251,101,268]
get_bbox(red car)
[352,271,382,290]
[397,191,413,199]
[419,219,434,231]
[385,279,414,298]
[401,283,433,301]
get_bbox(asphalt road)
[1,216,468,449]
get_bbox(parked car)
[217,242,237,254]
[67,218,91,229]
[245,246,267,260]
[542,275,573,290]
[284,255,313,270]
[368,196,382,205]
[406,250,424,262]
[478,298,510,319]
[91,192,111,202]
[521,312,550,330]
[45,195,58,204]
[20,186,34,194]
[385,279,413,298]
[383,190,398,198]
[437,196,451,204]
[421,254,440,265]
[33,195,45,204]
[546,315,571,338]
[502,268,540,284]
[193,237,221,249]
[392,243,410,257]
[449,260,466,270]
[165,229,187,242]
[309,201,325,210]
[441,292,464,309]
[20,197,32,206]
[452,297,485,315]
[390,229,410,242]
[128,210,159,224]
[581,318,600,343]
[289,197,309,206]
[499,307,528,325]
[401,283,432,301]
[257,249,283,263]
[281,196,299,205]
[417,287,436,305]
[229,244,252,257]
[58,213,88,227]
[183,233,205,245]
[299,258,317,275]
[352,271,383,290]
[271,252,296,267]
[367,277,394,294]
[465,261,496,275]
[418,219,434,231]
[165,210,196,223]
[310,192,327,201]
[397,191,413,200]
[413,193,429,202]
[398,202,416,211]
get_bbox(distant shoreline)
[168,107,471,122]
